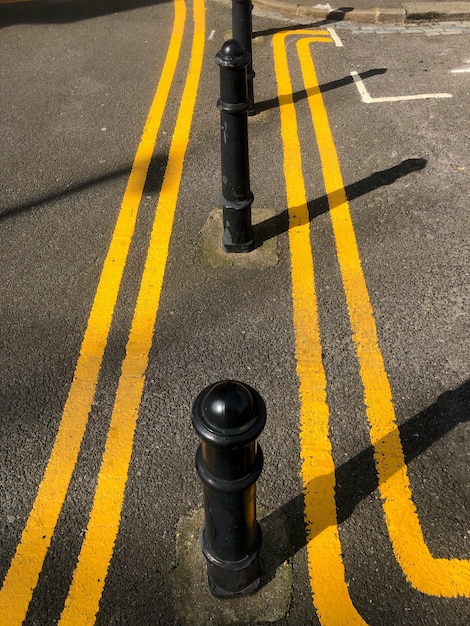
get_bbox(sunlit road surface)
[0,1,468,624]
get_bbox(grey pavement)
[253,0,470,23]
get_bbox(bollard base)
[222,204,254,253]
[222,240,254,253]
[201,525,262,598]
[202,208,279,269]
[208,575,260,599]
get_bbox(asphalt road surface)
[0,0,469,624]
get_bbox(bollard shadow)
[255,68,387,114]
[253,158,427,249]
[0,152,168,222]
[258,379,470,587]
[252,8,355,38]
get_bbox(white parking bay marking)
[350,71,452,103]
[451,61,470,74]
[327,28,343,47]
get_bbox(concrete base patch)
[202,208,279,269]
[172,508,292,625]
[249,108,274,123]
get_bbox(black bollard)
[192,380,266,598]
[232,0,255,115]
[216,40,254,253]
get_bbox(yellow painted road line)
[0,2,187,623]
[58,1,206,623]
[297,38,470,598]
[273,30,367,626]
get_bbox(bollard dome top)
[220,39,244,59]
[203,381,252,429]
[215,39,250,69]
[192,380,266,447]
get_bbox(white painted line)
[350,71,452,103]
[351,71,372,102]
[208,29,216,41]
[451,68,470,73]
[327,27,343,47]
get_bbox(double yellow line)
[274,29,366,625]
[274,28,470,625]
[0,1,205,623]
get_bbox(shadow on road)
[0,152,168,222]
[256,68,388,114]
[0,0,168,27]
[253,158,427,248]
[259,379,470,587]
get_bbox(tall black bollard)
[216,39,254,253]
[192,380,266,597]
[232,0,255,115]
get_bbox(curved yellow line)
[0,2,187,623]
[273,30,368,625]
[296,36,470,598]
